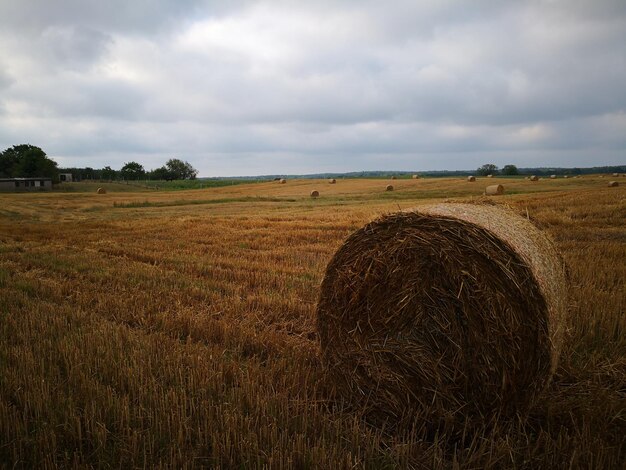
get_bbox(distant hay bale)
[487,174,493,178]
[550,175,557,179]
[485,184,504,195]
[96,187,106,194]
[530,175,539,181]
[386,184,394,191]
[329,178,336,184]
[613,173,619,177]
[310,190,320,198]
[564,175,569,179]
[391,176,397,180]
[412,174,420,179]
[317,203,567,430]
[608,181,619,187]
[279,178,286,184]
[467,176,476,182]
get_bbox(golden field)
[0,175,624,468]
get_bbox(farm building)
[0,178,52,192]
[59,173,73,182]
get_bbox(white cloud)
[0,0,625,175]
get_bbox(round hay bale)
[329,178,336,184]
[317,203,567,430]
[530,175,539,181]
[467,175,476,182]
[485,184,504,195]
[487,174,493,178]
[564,175,569,179]
[612,173,619,177]
[550,175,557,179]
[279,178,286,184]
[412,174,420,179]
[391,175,397,180]
[96,187,106,194]
[608,181,619,187]
[385,184,394,191]
[310,190,320,198]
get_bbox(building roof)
[0,177,52,182]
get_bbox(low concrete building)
[0,177,53,192]
[59,173,73,182]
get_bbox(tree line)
[0,144,198,182]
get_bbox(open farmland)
[0,176,624,468]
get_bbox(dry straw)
[467,175,476,182]
[317,202,567,431]
[329,178,336,184]
[385,184,394,191]
[97,187,106,194]
[310,190,320,198]
[608,181,619,187]
[485,184,504,195]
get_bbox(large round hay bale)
[467,175,476,182]
[608,181,619,187]
[550,175,557,179]
[564,175,569,179]
[317,203,567,430]
[279,178,286,184]
[96,187,106,194]
[612,173,619,177]
[530,175,539,181]
[487,174,493,178]
[412,174,420,179]
[391,175,397,180]
[310,190,320,198]
[329,178,336,184]
[485,184,504,195]
[385,184,394,191]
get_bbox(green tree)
[0,144,59,180]
[166,158,198,180]
[101,166,117,180]
[120,161,145,180]
[501,164,519,176]
[476,163,499,176]
[148,166,174,180]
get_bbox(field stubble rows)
[0,176,624,468]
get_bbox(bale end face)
[317,203,567,430]
[310,190,320,198]
[467,176,476,182]
[385,184,394,191]
[96,187,106,194]
[608,181,619,187]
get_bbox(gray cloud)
[0,0,625,175]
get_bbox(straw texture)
[317,203,567,430]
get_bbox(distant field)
[0,175,624,468]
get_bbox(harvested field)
[0,176,624,468]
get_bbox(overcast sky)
[1,1,625,176]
